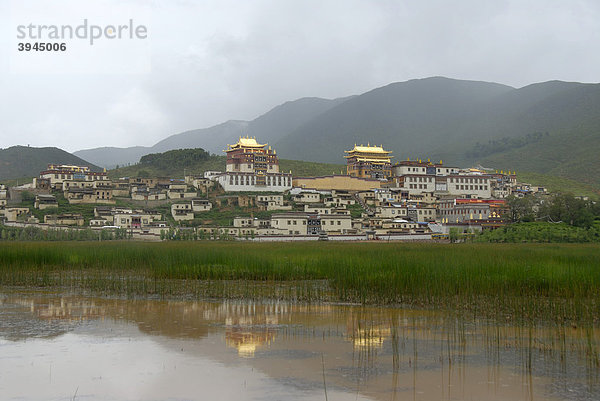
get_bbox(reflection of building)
[225,327,277,358]
[217,301,284,358]
[345,144,392,179]
[216,137,292,192]
[350,326,391,349]
[10,296,107,321]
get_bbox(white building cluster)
[1,137,545,241]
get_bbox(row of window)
[283,219,344,226]
[408,176,433,183]
[119,218,150,224]
[408,183,430,189]
[449,177,487,184]
[406,176,488,184]
[439,209,489,215]
[453,185,488,191]
[229,175,290,187]
[306,208,330,214]
[52,174,107,181]
[96,191,111,199]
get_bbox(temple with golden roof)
[217,136,292,192]
[225,136,279,174]
[344,144,392,179]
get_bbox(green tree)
[448,228,460,243]
[538,193,595,228]
[506,195,535,222]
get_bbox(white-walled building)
[270,212,308,235]
[217,137,292,192]
[192,198,212,212]
[171,203,194,221]
[38,164,109,189]
[320,214,352,234]
[391,159,459,177]
[393,174,492,198]
[437,199,506,223]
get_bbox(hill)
[75,96,350,169]
[72,146,150,170]
[476,83,600,185]
[517,171,599,200]
[0,146,101,180]
[274,77,514,162]
[105,148,599,198]
[107,148,344,179]
[78,77,600,188]
[272,77,600,187]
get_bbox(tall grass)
[0,242,598,323]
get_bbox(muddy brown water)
[0,288,598,400]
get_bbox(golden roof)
[226,136,267,151]
[345,144,391,155]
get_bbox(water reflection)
[0,289,598,401]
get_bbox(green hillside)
[516,171,599,199]
[274,77,515,163]
[0,146,101,180]
[108,148,344,179]
[272,77,600,188]
[105,148,600,198]
[76,77,600,188]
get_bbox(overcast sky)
[1,0,599,152]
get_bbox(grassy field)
[0,242,598,325]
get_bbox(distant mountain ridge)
[74,96,352,168]
[272,77,600,187]
[108,148,345,180]
[0,146,102,180]
[73,77,600,187]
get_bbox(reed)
[0,242,598,324]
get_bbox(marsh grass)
[0,242,598,324]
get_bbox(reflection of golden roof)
[237,342,258,358]
[226,136,267,151]
[225,327,276,358]
[350,327,391,349]
[345,144,392,155]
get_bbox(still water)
[0,288,598,401]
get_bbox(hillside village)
[0,137,561,240]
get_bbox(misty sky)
[1,0,599,152]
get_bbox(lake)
[0,288,598,400]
